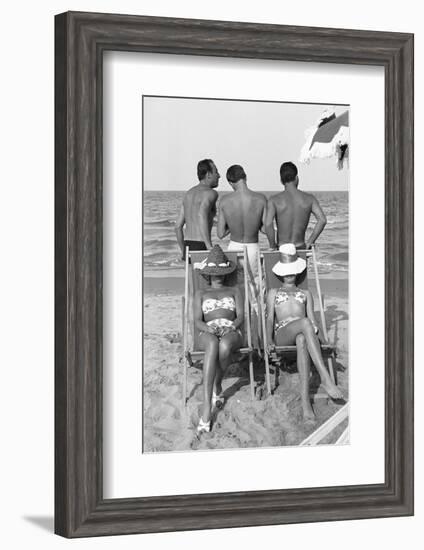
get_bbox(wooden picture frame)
[54,11,414,538]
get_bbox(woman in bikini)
[266,244,343,421]
[193,245,244,433]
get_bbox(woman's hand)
[217,326,231,337]
[267,343,276,355]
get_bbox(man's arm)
[198,191,217,248]
[174,204,185,259]
[217,199,230,240]
[305,196,327,248]
[259,196,267,234]
[264,198,277,249]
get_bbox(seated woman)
[193,245,244,434]
[266,244,343,421]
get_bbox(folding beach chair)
[257,245,337,396]
[181,247,258,407]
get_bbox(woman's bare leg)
[276,318,343,399]
[216,331,242,396]
[295,334,315,420]
[199,332,219,422]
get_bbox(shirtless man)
[175,159,220,260]
[265,162,327,250]
[217,164,267,280]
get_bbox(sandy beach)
[143,272,349,453]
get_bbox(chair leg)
[181,296,187,409]
[274,362,280,392]
[328,353,336,385]
[183,355,188,409]
[249,351,255,400]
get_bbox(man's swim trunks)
[183,240,207,261]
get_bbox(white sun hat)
[272,243,307,277]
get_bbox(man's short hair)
[226,164,246,183]
[197,159,215,180]
[280,162,298,184]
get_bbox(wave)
[144,218,174,227]
[144,258,182,268]
[325,217,348,226]
[144,238,179,248]
[328,252,349,262]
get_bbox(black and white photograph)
[142,96,350,452]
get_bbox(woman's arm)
[193,290,215,333]
[266,288,277,346]
[305,290,319,334]
[232,286,244,329]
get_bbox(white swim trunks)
[227,240,259,281]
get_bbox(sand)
[143,274,349,453]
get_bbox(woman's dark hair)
[275,273,299,284]
[280,161,298,184]
[197,159,214,180]
[201,273,227,285]
[226,164,246,183]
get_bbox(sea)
[143,191,348,277]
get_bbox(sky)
[143,96,349,192]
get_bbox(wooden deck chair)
[257,245,337,397]
[182,247,256,408]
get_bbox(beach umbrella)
[300,108,349,169]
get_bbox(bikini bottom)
[202,318,243,340]
[274,316,302,333]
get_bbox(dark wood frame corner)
[54,11,414,538]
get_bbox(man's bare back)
[182,185,217,242]
[218,188,266,243]
[175,159,220,259]
[268,189,323,248]
[266,162,327,249]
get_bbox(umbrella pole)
[257,247,271,396]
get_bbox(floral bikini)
[201,296,242,338]
[274,288,307,332]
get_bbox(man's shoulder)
[298,190,318,204]
[204,188,218,204]
[268,191,286,204]
[250,190,267,203]
[188,185,217,200]
[219,192,233,206]
[300,191,319,208]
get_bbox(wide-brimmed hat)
[272,243,306,277]
[193,244,236,275]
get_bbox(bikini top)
[202,296,236,315]
[275,288,306,306]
